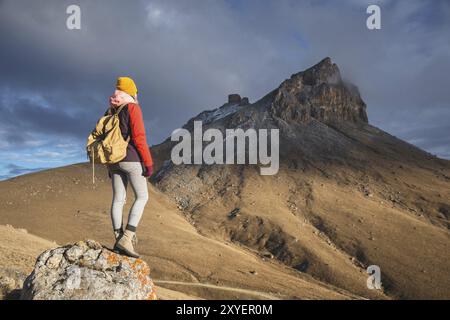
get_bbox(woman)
[107,77,153,258]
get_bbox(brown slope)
[0,225,56,299]
[0,163,359,300]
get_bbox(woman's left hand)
[143,165,153,177]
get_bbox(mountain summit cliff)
[270,57,368,124]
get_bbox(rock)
[239,97,250,106]
[270,57,368,124]
[21,240,157,300]
[262,252,274,259]
[228,208,240,219]
[360,185,373,197]
[0,268,27,300]
[228,94,242,104]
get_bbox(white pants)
[108,162,149,231]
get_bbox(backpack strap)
[116,105,131,143]
[104,103,128,128]
[114,103,128,115]
[106,103,128,116]
[104,104,131,143]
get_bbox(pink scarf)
[109,90,136,108]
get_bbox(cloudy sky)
[0,0,449,179]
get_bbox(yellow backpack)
[86,104,130,183]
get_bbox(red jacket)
[107,103,153,167]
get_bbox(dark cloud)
[0,0,449,179]
[0,97,93,137]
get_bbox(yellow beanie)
[116,77,138,97]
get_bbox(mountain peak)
[292,57,341,86]
[270,57,368,124]
[308,56,334,69]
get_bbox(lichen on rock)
[20,240,157,300]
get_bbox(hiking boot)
[113,228,123,253]
[113,227,137,252]
[116,230,138,246]
[114,229,123,241]
[132,233,138,246]
[114,229,140,258]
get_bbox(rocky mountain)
[270,57,368,124]
[151,57,450,299]
[0,58,449,300]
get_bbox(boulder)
[239,97,250,106]
[0,268,27,300]
[20,240,157,300]
[228,94,242,104]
